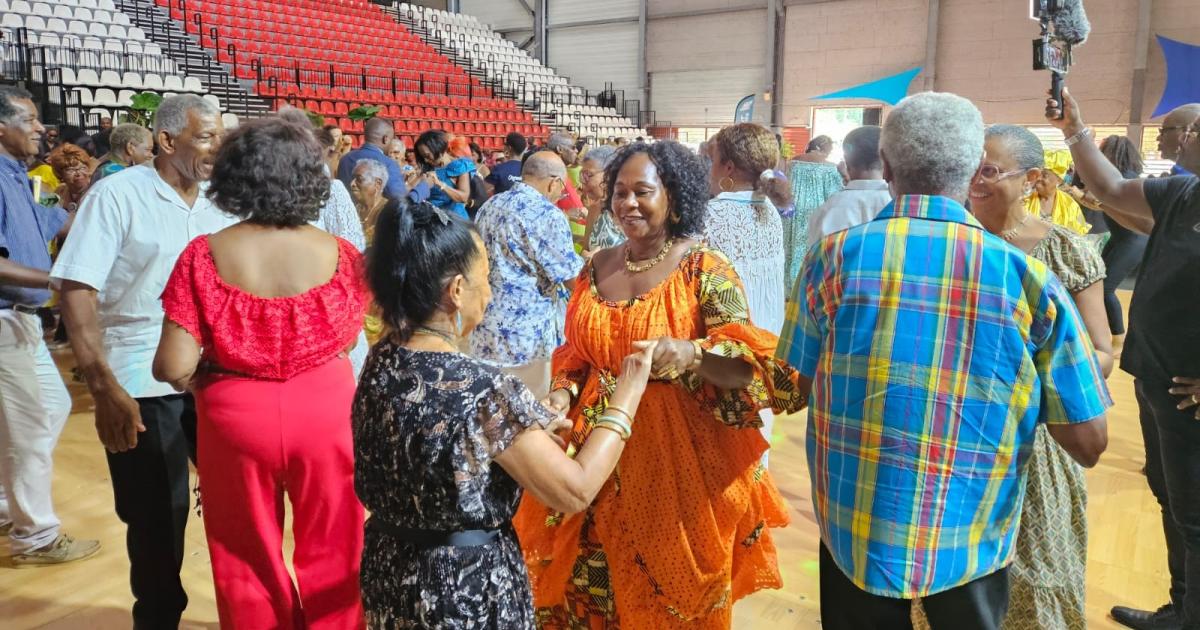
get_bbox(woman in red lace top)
[152,118,370,629]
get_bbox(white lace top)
[702,191,787,335]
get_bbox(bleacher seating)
[153,0,548,150]
[396,4,648,140]
[1,0,223,127]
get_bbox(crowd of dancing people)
[2,82,1200,630]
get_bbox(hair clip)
[432,207,451,225]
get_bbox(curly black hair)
[602,140,709,238]
[206,117,330,227]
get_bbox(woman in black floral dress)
[352,201,655,629]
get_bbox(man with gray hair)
[775,92,1110,629]
[92,122,153,183]
[470,151,583,397]
[544,131,585,215]
[53,93,235,628]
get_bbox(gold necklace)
[624,238,675,273]
[999,210,1031,242]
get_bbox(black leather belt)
[368,517,508,549]
[8,305,39,315]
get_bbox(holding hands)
[633,336,701,381]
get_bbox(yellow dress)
[1026,191,1090,235]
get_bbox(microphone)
[1032,0,1090,118]
[1050,0,1091,45]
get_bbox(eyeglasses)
[976,164,1028,183]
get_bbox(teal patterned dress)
[783,160,843,289]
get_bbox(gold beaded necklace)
[624,238,675,273]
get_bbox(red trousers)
[196,358,365,629]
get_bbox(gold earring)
[718,176,734,192]
[670,211,681,224]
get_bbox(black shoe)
[1111,604,1184,630]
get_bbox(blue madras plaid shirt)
[777,194,1111,598]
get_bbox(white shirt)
[703,191,786,335]
[51,164,238,398]
[805,179,892,249]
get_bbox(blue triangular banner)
[1153,36,1200,118]
[812,67,923,106]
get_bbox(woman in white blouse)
[702,124,787,335]
[702,124,788,463]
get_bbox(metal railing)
[251,59,480,100]
[381,1,645,127]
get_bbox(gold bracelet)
[604,405,633,424]
[689,339,705,371]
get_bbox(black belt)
[8,305,39,315]
[368,517,508,549]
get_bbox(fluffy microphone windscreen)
[1053,0,1091,45]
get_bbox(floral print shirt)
[470,182,584,367]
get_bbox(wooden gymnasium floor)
[0,291,1166,629]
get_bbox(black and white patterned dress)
[352,342,555,629]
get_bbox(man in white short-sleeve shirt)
[805,125,892,249]
[52,95,234,628]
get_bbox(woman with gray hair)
[349,158,390,243]
[579,144,624,252]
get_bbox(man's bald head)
[364,117,395,146]
[522,150,567,180]
[521,151,567,202]
[1159,104,1200,162]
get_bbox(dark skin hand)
[1170,377,1200,420]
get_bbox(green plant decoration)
[305,109,327,128]
[347,105,381,122]
[122,92,163,128]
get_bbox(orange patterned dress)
[513,245,804,629]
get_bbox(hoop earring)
[670,211,681,224]
[718,176,734,192]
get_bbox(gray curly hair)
[880,92,984,200]
[582,144,617,168]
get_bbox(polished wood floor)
[1,292,1168,628]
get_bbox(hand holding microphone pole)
[1033,0,1091,120]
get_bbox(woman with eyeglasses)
[578,145,624,253]
[1028,149,1092,235]
[916,124,1113,630]
[46,144,93,213]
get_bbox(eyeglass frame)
[975,163,1029,183]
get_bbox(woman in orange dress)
[514,141,804,628]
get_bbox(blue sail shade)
[1152,36,1200,118]
[812,67,923,106]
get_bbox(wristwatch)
[1064,127,1093,148]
